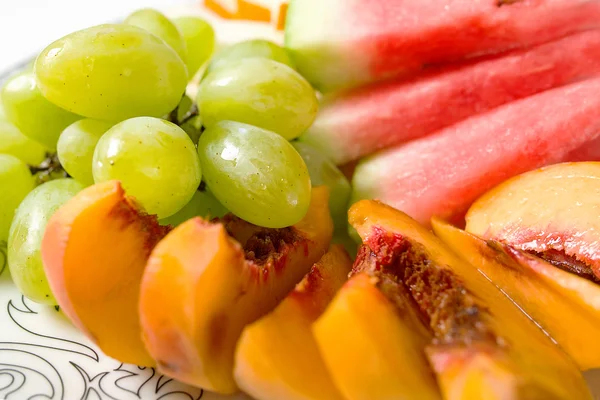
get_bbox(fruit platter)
[3,0,600,399]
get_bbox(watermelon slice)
[300,30,600,165]
[351,77,600,226]
[285,0,600,92]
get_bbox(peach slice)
[41,181,169,366]
[139,187,333,394]
[433,219,600,370]
[345,200,591,399]
[315,262,441,400]
[466,162,600,281]
[234,245,352,400]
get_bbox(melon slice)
[352,77,600,226]
[300,31,600,165]
[284,0,600,92]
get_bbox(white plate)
[0,256,249,400]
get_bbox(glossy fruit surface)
[2,71,79,149]
[198,121,311,228]
[198,58,318,140]
[8,178,83,304]
[93,117,201,219]
[35,24,188,121]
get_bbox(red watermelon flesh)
[566,137,600,162]
[351,77,600,226]
[285,0,600,91]
[301,30,600,165]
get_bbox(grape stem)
[168,99,199,126]
[29,153,69,185]
[179,103,199,125]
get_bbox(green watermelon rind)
[284,0,368,92]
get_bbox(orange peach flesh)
[140,220,243,391]
[433,218,600,370]
[347,200,591,400]
[426,345,520,400]
[41,181,168,366]
[139,187,333,394]
[234,245,352,400]
[466,162,600,281]
[315,272,441,400]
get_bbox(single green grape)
[1,71,80,150]
[174,16,215,76]
[0,101,6,119]
[160,188,228,227]
[0,154,35,243]
[8,178,84,304]
[93,117,201,219]
[125,8,188,63]
[293,142,350,230]
[198,58,318,140]
[35,24,188,122]
[57,119,112,186]
[0,120,47,165]
[205,39,294,75]
[198,121,311,228]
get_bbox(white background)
[0,0,282,76]
[0,0,194,75]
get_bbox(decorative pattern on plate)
[0,249,248,400]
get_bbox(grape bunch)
[0,8,352,305]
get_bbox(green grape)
[174,16,215,76]
[292,142,350,230]
[125,8,188,63]
[198,121,311,228]
[57,119,112,186]
[0,120,47,165]
[198,58,318,140]
[160,188,228,227]
[93,117,201,219]
[1,71,80,150]
[205,39,294,75]
[35,24,188,122]
[8,178,84,304]
[0,101,6,119]
[0,154,35,243]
